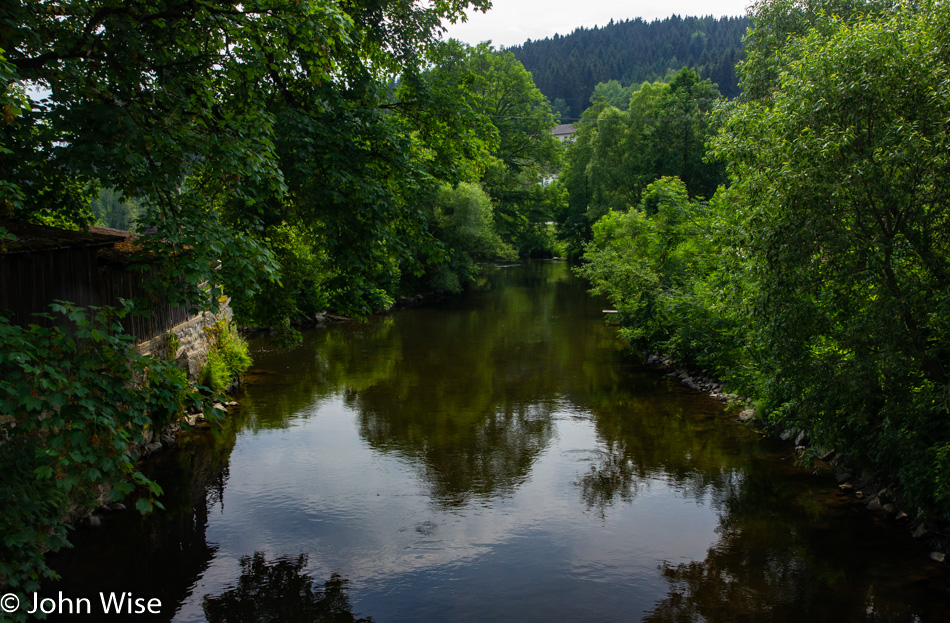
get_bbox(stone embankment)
[80,307,241,526]
[136,306,234,380]
[643,352,949,566]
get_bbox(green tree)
[590,79,634,110]
[579,177,746,381]
[554,106,600,258]
[738,0,890,103]
[550,97,571,123]
[2,0,492,318]
[557,69,724,254]
[424,42,561,255]
[424,181,516,293]
[712,0,950,514]
[89,188,141,230]
[0,0,494,602]
[651,69,723,199]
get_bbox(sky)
[441,0,752,48]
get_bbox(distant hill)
[509,15,750,119]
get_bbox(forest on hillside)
[510,15,749,118]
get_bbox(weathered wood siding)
[0,248,191,343]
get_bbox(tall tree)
[1,0,492,320]
[712,0,950,514]
[557,69,724,256]
[424,41,561,254]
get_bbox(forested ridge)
[509,15,748,119]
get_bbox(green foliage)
[161,331,180,363]
[554,110,599,258]
[2,0,492,325]
[558,69,725,256]
[711,0,950,515]
[591,80,637,110]
[0,303,208,600]
[201,320,252,394]
[579,178,749,386]
[585,0,950,517]
[424,182,516,292]
[550,97,571,123]
[227,223,329,330]
[202,355,231,396]
[738,0,891,103]
[0,48,29,218]
[89,188,141,231]
[424,42,562,256]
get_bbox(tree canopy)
[556,68,724,257]
[1,0,494,322]
[580,0,950,518]
[417,41,562,257]
[713,0,950,513]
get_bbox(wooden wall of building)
[0,246,191,343]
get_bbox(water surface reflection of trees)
[244,262,771,513]
[574,370,762,517]
[44,416,243,621]
[642,468,950,622]
[347,265,573,505]
[203,553,372,623]
[243,263,609,505]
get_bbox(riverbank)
[642,352,949,567]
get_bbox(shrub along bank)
[0,303,247,609]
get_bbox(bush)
[201,319,252,393]
[579,177,751,388]
[0,303,208,608]
[425,182,517,293]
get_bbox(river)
[46,261,948,622]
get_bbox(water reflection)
[43,261,950,623]
[575,442,644,517]
[44,416,242,622]
[644,463,950,622]
[202,553,371,623]
[359,402,555,506]
[242,263,607,505]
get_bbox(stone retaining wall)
[135,302,233,381]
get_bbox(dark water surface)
[47,261,948,622]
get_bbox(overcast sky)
[441,1,752,48]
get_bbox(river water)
[47,261,948,622]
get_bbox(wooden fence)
[0,222,193,343]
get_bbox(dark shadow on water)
[642,462,950,622]
[202,553,372,623]
[42,412,244,622]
